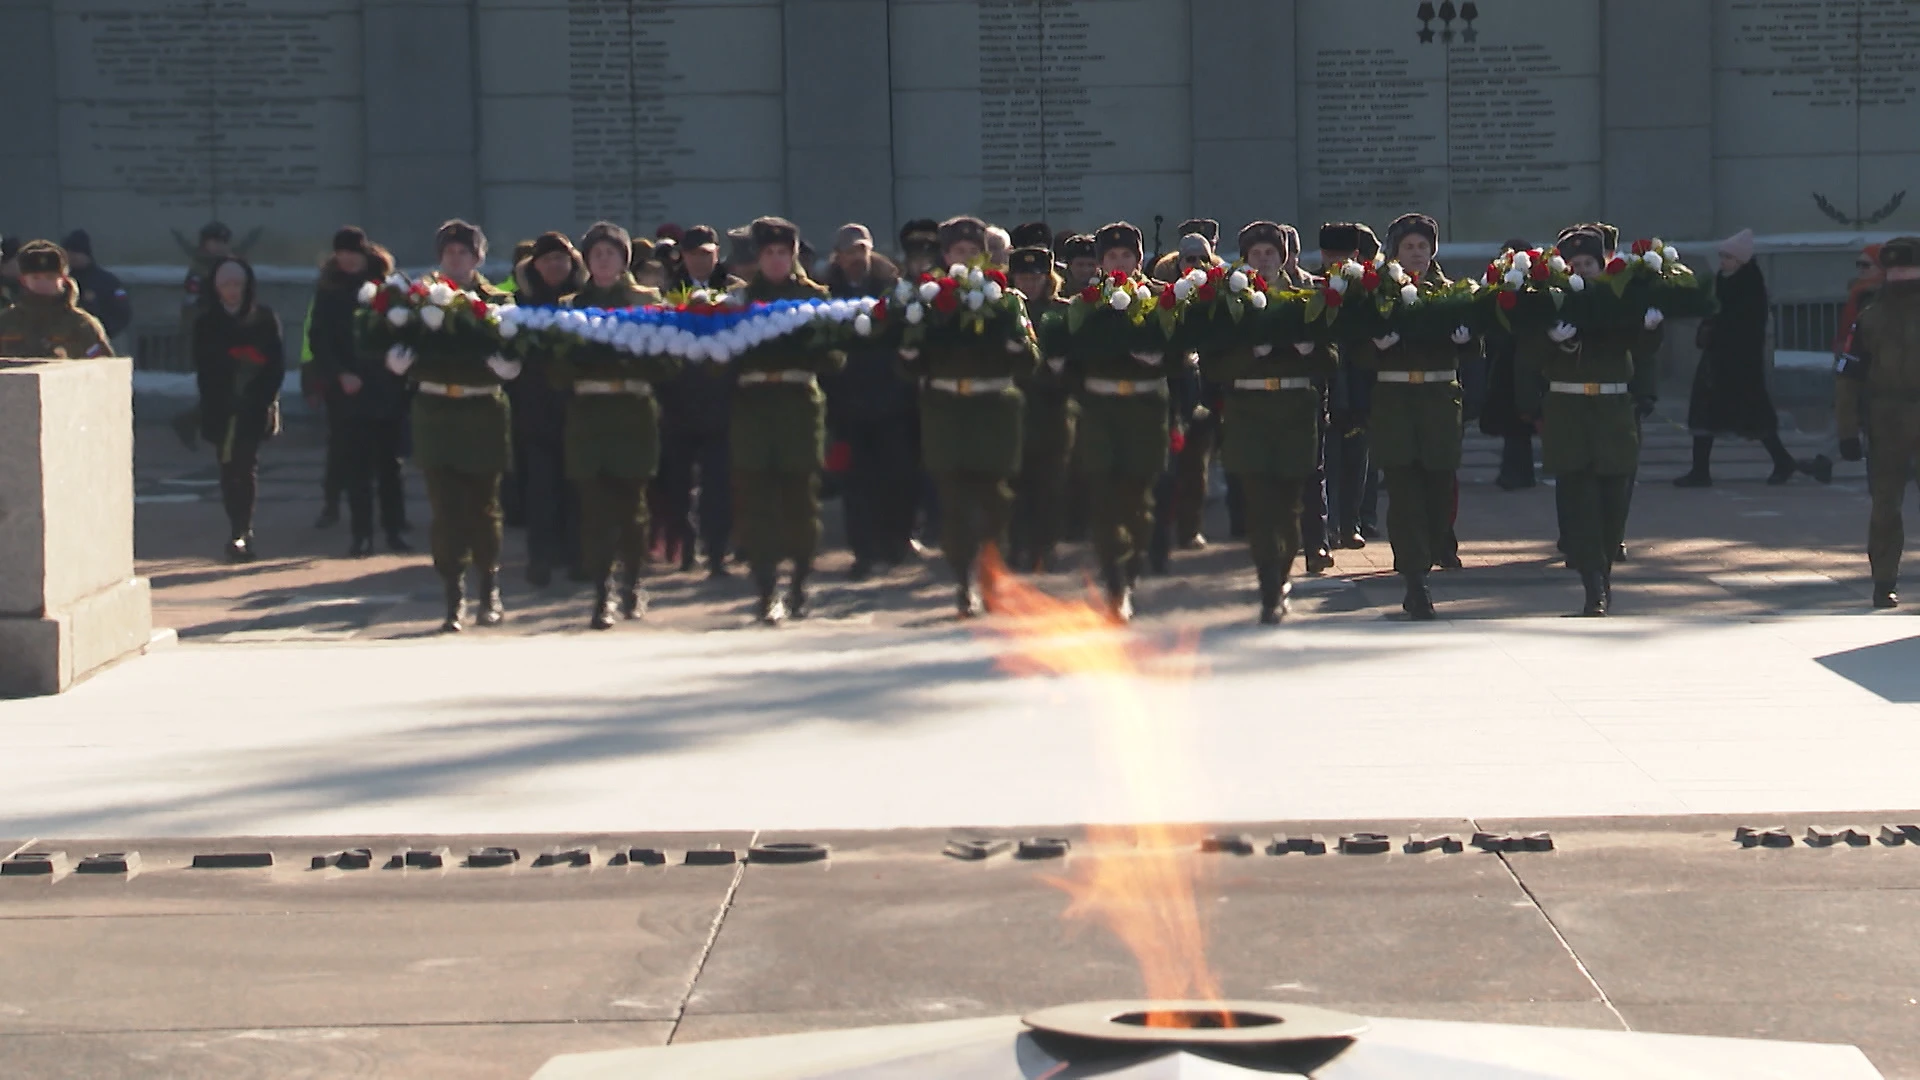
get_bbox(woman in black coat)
[194,256,286,561]
[1674,230,1807,486]
[1478,239,1539,489]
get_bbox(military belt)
[1233,377,1315,391]
[1548,381,1629,396]
[1082,377,1169,398]
[574,378,653,397]
[738,369,817,388]
[415,381,502,400]
[926,377,1014,396]
[1374,369,1457,385]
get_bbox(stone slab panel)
[1189,0,1296,143]
[0,576,155,696]
[784,0,893,145]
[1192,138,1300,253]
[0,1,60,239]
[785,145,897,252]
[1603,0,1712,129]
[1605,127,1715,244]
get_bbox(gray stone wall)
[6,0,1916,277]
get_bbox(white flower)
[1548,255,1567,274]
[384,273,406,288]
[386,306,411,328]
[1511,251,1532,272]
[918,281,939,303]
[854,313,873,336]
[419,305,446,331]
[949,264,968,280]
[1173,278,1194,301]
[1186,268,1208,287]
[1399,284,1420,305]
[1568,273,1586,292]
[1228,270,1249,293]
[1644,251,1664,272]
[1110,288,1133,312]
[1328,274,1349,295]
[1249,290,1268,310]
[425,282,454,307]
[982,281,1003,303]
[906,302,925,325]
[1650,238,1665,252]
[1135,285,1153,303]
[1625,252,1643,266]
[1663,245,1681,263]
[1504,269,1526,288]
[894,280,913,303]
[1388,264,1410,286]
[966,291,984,311]
[969,267,985,287]
[1341,260,1365,280]
[356,282,379,305]
[498,319,520,339]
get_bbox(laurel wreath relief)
[1813,190,1907,228]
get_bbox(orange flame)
[977,546,1225,1021]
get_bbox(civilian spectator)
[193,256,285,563]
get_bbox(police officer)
[1837,236,1920,608]
[387,220,519,633]
[1066,222,1175,621]
[730,217,846,623]
[1516,225,1664,616]
[561,222,674,628]
[1009,245,1076,572]
[904,216,1039,616]
[0,240,113,359]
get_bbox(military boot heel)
[955,565,978,619]
[1103,564,1134,624]
[619,568,648,620]
[590,579,618,631]
[786,562,813,620]
[1256,566,1287,625]
[440,574,466,634]
[1401,572,1436,621]
[476,569,505,627]
[1580,570,1608,617]
[1874,582,1900,609]
[754,566,784,625]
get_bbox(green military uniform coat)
[0,283,113,359]
[908,302,1039,476]
[729,274,844,473]
[1515,324,1662,477]
[1838,280,1920,585]
[1065,283,1173,481]
[1355,279,1472,472]
[1204,342,1336,477]
[559,276,672,481]
[406,273,515,475]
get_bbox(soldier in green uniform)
[1836,237,1920,608]
[0,241,113,360]
[1066,222,1174,622]
[1009,246,1076,572]
[1515,226,1664,617]
[1201,257,1335,624]
[729,217,846,624]
[903,217,1040,616]
[1358,213,1478,620]
[386,220,518,633]
[556,221,672,629]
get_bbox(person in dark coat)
[308,227,409,556]
[59,230,132,341]
[820,223,918,580]
[193,256,286,563]
[655,226,747,578]
[1480,238,1539,489]
[511,232,588,584]
[1675,229,1823,486]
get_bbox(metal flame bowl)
[1023,999,1370,1047]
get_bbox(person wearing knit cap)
[1063,221,1171,621]
[1363,212,1477,620]
[307,224,407,556]
[899,218,941,277]
[0,240,113,361]
[1512,225,1664,617]
[1674,228,1817,492]
[1480,238,1542,491]
[1835,236,1920,607]
[1317,222,1381,550]
[557,221,676,629]
[732,216,845,623]
[57,228,132,340]
[510,231,590,589]
[1008,246,1076,573]
[1151,218,1221,283]
[396,219,517,633]
[904,220,1042,617]
[1061,234,1098,291]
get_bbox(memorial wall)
[0,0,1914,271]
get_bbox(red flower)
[1631,238,1652,256]
[1529,260,1550,281]
[1169,430,1186,454]
[1081,285,1102,304]
[1158,286,1177,309]
[1323,287,1344,308]
[873,298,888,322]
[919,272,934,284]
[1206,265,1226,283]
[1497,290,1519,311]
[371,291,390,313]
[1606,257,1628,275]
[229,345,268,366]
[409,282,429,299]
[825,439,853,474]
[932,289,960,315]
[1250,273,1268,292]
[938,276,959,294]
[1196,283,1217,302]
[471,301,489,320]
[985,269,1007,287]
[1109,269,1127,284]
[1361,269,1380,290]
[1485,263,1500,285]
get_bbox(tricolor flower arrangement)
[495,297,881,365]
[884,262,1028,347]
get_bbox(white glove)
[1130,350,1164,367]
[1046,357,1066,373]
[1450,325,1473,345]
[899,347,920,361]
[1372,333,1401,351]
[384,345,416,376]
[1252,344,1274,358]
[1644,307,1665,330]
[485,354,522,381]
[1003,337,1028,354]
[1548,321,1579,344]
[1293,341,1317,356]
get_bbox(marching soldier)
[1317,223,1380,551]
[1516,225,1663,616]
[0,240,113,359]
[730,217,846,623]
[1066,222,1175,621]
[388,220,518,633]
[1167,232,1224,552]
[1360,213,1477,620]
[904,217,1039,615]
[1061,234,1099,293]
[513,232,589,586]
[1009,245,1076,572]
[1836,236,1920,608]
[558,221,673,629]
[1241,221,1334,571]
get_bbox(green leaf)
[1551,290,1566,311]
[1305,292,1326,323]
[1228,296,1245,323]
[1067,302,1088,334]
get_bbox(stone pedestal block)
[0,357,156,696]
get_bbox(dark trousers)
[734,469,820,573]
[219,440,260,538]
[660,429,733,568]
[1500,434,1536,486]
[342,415,407,540]
[580,474,648,581]
[322,400,346,512]
[1559,470,1632,573]
[1173,416,1217,543]
[1012,431,1074,567]
[1868,402,1920,585]
[1360,464,1382,529]
[1383,465,1454,574]
[1242,473,1305,576]
[841,415,920,565]
[1326,423,1370,536]
[521,439,577,572]
[1090,473,1157,570]
[1301,432,1330,553]
[935,471,1015,575]
[424,467,503,578]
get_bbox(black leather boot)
[955,565,978,619]
[786,561,812,620]
[590,579,617,630]
[1580,570,1608,617]
[1257,565,1290,625]
[1803,455,1834,485]
[619,567,648,620]
[1104,563,1133,624]
[440,574,465,634]
[1401,571,1435,621]
[475,568,505,627]
[1874,582,1899,609]
[754,565,784,625]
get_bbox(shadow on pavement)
[1816,634,1920,702]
